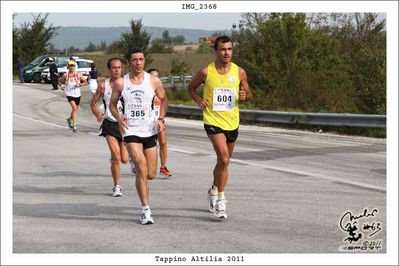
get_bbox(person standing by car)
[88,63,99,94]
[17,58,24,83]
[49,58,59,90]
[59,60,88,133]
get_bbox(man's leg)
[208,133,236,218]
[106,136,122,187]
[158,130,172,176]
[208,133,235,192]
[158,130,167,168]
[119,140,129,164]
[126,142,157,224]
[51,76,58,90]
[126,142,150,206]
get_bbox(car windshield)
[56,62,67,67]
[56,58,69,66]
[27,55,47,67]
[77,61,92,68]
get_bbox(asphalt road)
[9,82,387,262]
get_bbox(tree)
[85,41,97,52]
[330,13,386,114]
[161,30,172,45]
[97,41,108,51]
[13,13,59,64]
[197,43,213,54]
[149,38,173,53]
[231,13,367,113]
[170,58,192,75]
[116,18,152,64]
[173,35,185,45]
[13,14,22,71]
[212,31,224,37]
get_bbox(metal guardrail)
[167,104,386,129]
[160,75,193,88]
[159,76,385,128]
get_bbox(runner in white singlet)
[90,57,130,197]
[109,48,168,225]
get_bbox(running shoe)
[140,208,154,225]
[207,189,217,213]
[214,198,228,219]
[112,185,123,197]
[72,126,77,133]
[66,118,72,129]
[160,166,172,177]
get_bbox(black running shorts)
[204,124,239,143]
[66,96,81,106]
[124,134,158,149]
[99,118,123,141]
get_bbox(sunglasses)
[69,65,76,67]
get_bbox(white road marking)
[169,144,385,192]
[14,113,385,192]
[13,113,68,129]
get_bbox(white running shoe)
[214,198,228,219]
[140,208,154,225]
[129,158,136,175]
[112,185,123,197]
[207,189,217,213]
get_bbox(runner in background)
[147,68,172,177]
[59,60,88,133]
[90,57,130,197]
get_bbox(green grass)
[79,52,214,78]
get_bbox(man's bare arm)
[238,67,252,102]
[90,81,105,122]
[187,67,210,110]
[109,77,127,133]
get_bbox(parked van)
[23,55,81,83]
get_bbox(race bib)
[213,88,236,111]
[126,103,149,126]
[153,105,160,119]
[67,84,76,92]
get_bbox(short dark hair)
[147,68,160,75]
[107,57,123,69]
[127,47,144,60]
[213,35,233,50]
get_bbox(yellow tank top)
[203,62,240,130]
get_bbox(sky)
[13,13,243,31]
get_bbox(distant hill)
[50,26,227,50]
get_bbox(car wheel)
[33,73,41,83]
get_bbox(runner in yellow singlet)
[188,36,252,219]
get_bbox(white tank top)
[121,72,156,138]
[64,72,81,98]
[103,79,123,122]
